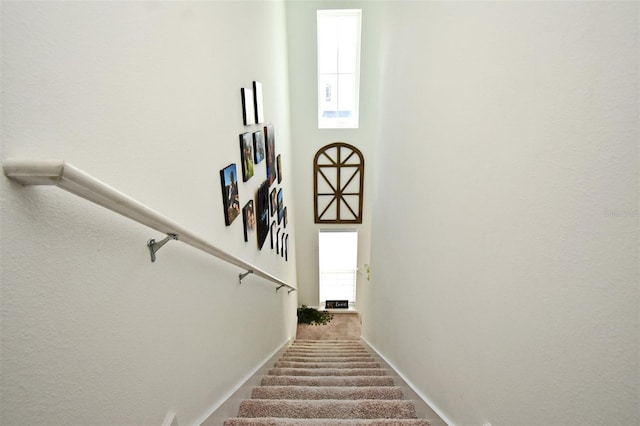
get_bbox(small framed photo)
[256,180,270,249]
[277,154,282,183]
[242,200,256,242]
[264,124,276,186]
[283,207,288,228]
[277,188,284,224]
[285,234,289,261]
[270,221,276,249]
[253,81,264,124]
[270,188,277,217]
[241,87,255,126]
[276,228,281,254]
[220,164,240,226]
[239,132,254,182]
[281,232,285,258]
[253,130,265,164]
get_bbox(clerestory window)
[317,9,362,129]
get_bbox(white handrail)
[3,159,296,294]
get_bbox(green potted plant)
[297,305,333,325]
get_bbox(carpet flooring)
[295,312,361,340]
[223,340,430,426]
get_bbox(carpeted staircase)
[223,340,430,425]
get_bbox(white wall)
[364,2,639,426]
[0,2,297,425]
[285,0,381,309]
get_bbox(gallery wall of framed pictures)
[218,80,290,261]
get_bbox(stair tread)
[293,339,362,346]
[251,385,404,400]
[222,341,430,424]
[268,367,387,376]
[280,356,375,362]
[224,418,430,425]
[238,399,418,419]
[285,349,370,356]
[275,361,380,368]
[260,375,396,387]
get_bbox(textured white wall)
[0,2,297,425]
[364,2,639,425]
[285,0,381,309]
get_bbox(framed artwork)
[256,180,270,249]
[253,130,265,164]
[239,132,254,182]
[277,154,282,184]
[264,124,276,186]
[285,234,289,261]
[281,232,285,257]
[314,142,365,224]
[277,188,284,224]
[242,200,256,242]
[241,87,255,126]
[270,188,277,217]
[253,81,264,124]
[283,207,288,228]
[276,228,281,254]
[270,221,276,249]
[220,164,240,226]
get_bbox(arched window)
[314,142,364,224]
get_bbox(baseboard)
[361,336,456,426]
[196,338,292,426]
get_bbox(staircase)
[223,340,430,425]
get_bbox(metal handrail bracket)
[239,270,254,284]
[3,159,297,294]
[148,233,179,263]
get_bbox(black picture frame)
[253,130,265,164]
[277,154,282,184]
[220,164,240,226]
[264,124,276,186]
[285,234,289,261]
[270,188,277,217]
[242,200,255,242]
[253,81,264,124]
[281,232,285,258]
[255,180,270,249]
[239,132,254,182]
[277,188,284,224]
[241,87,255,126]
[283,206,288,228]
[276,228,281,254]
[270,221,276,249]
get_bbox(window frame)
[314,142,364,224]
[317,9,362,129]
